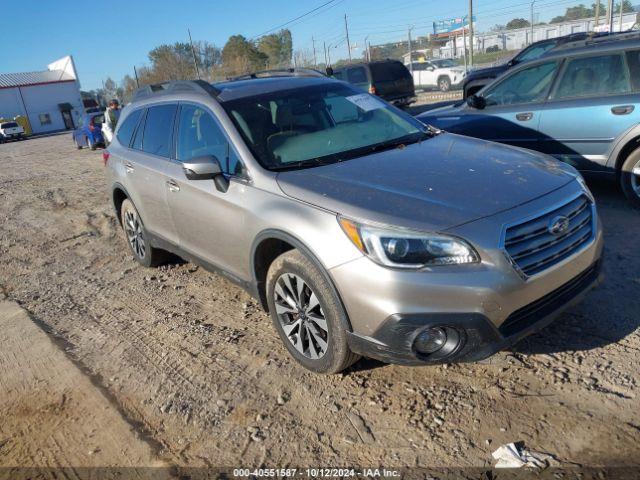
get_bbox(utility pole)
[344,14,352,63]
[530,1,536,45]
[619,0,624,32]
[468,0,474,67]
[608,0,615,32]
[462,28,468,74]
[364,36,370,61]
[133,65,140,88]
[323,42,328,66]
[407,27,413,75]
[312,37,318,67]
[188,29,201,80]
[594,0,600,30]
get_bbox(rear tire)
[87,136,96,150]
[438,76,451,92]
[266,249,359,374]
[120,199,168,267]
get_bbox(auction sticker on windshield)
[346,93,385,112]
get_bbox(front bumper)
[345,260,603,365]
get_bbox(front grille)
[499,261,600,337]
[503,195,594,277]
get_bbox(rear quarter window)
[369,62,412,82]
[116,109,143,147]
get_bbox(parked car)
[409,58,466,91]
[0,121,26,143]
[105,76,602,374]
[331,60,416,106]
[73,112,105,150]
[418,32,640,207]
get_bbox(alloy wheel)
[124,209,146,259]
[632,158,640,197]
[273,273,329,359]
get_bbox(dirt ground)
[0,133,639,469]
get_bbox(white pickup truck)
[407,59,466,92]
[0,121,26,143]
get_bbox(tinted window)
[369,62,412,82]
[626,50,640,90]
[555,53,631,99]
[116,109,142,147]
[515,40,557,62]
[176,104,228,164]
[412,63,427,71]
[347,67,367,84]
[332,70,345,80]
[1,122,18,128]
[142,104,177,157]
[132,110,146,150]
[484,61,558,106]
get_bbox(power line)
[252,0,339,38]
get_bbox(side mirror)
[466,94,486,110]
[182,155,230,192]
[427,66,435,71]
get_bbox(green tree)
[506,18,531,29]
[258,29,293,67]
[222,35,268,75]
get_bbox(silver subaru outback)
[105,75,603,374]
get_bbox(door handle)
[166,180,180,192]
[124,163,134,173]
[516,112,533,121]
[611,105,634,115]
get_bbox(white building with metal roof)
[0,55,84,135]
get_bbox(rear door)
[124,104,182,246]
[369,62,414,101]
[537,50,640,172]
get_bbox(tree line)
[93,29,294,104]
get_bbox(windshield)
[222,83,428,171]
[432,59,457,68]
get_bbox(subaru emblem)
[548,215,570,236]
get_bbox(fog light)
[414,327,447,354]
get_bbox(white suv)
[408,59,466,92]
[0,121,25,143]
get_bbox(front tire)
[120,199,167,267]
[620,148,640,209]
[266,250,359,374]
[438,76,451,92]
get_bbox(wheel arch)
[608,125,640,175]
[111,183,130,227]
[250,229,354,332]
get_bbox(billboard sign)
[433,15,476,36]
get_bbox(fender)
[250,229,354,332]
[606,124,640,170]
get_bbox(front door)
[537,51,639,172]
[166,103,249,279]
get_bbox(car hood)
[276,134,576,232]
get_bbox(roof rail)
[226,68,326,82]
[554,29,640,52]
[131,80,220,102]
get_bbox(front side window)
[117,109,143,147]
[554,53,631,99]
[483,61,558,106]
[142,104,177,157]
[176,104,228,166]
[222,83,429,171]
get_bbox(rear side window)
[142,104,177,157]
[347,67,367,84]
[554,53,631,99]
[116,109,142,147]
[92,114,104,125]
[369,62,411,82]
[625,50,640,90]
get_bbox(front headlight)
[338,217,479,269]
[575,174,594,201]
